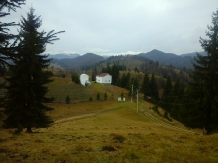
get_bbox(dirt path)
[53,113,96,124]
[53,105,125,124]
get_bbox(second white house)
[96,73,112,84]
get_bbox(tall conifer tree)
[149,74,159,101]
[0,0,25,64]
[142,73,150,99]
[3,7,64,133]
[0,0,25,118]
[161,76,173,112]
[190,8,218,133]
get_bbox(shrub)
[71,73,80,84]
[164,111,172,122]
[65,95,70,104]
[151,105,160,115]
[110,133,125,143]
[96,92,100,100]
[104,92,107,100]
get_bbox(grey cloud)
[3,0,218,55]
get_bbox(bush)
[71,73,80,84]
[164,111,172,122]
[45,71,53,77]
[111,133,125,143]
[151,105,160,115]
[96,93,100,100]
[104,92,107,100]
[65,95,70,104]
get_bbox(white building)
[80,74,91,86]
[96,73,112,84]
[118,97,125,101]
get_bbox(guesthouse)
[96,73,112,84]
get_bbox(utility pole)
[137,90,139,112]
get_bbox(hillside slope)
[46,77,128,103]
[1,100,218,163]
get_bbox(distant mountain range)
[139,49,207,68]
[47,53,80,59]
[50,53,105,69]
[48,50,207,69]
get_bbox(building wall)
[80,74,90,86]
[96,74,112,84]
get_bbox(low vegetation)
[1,100,218,163]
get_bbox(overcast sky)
[5,0,218,56]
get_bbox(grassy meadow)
[1,77,218,163]
[46,76,128,103]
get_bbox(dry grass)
[46,77,128,103]
[1,100,218,163]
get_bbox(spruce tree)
[190,9,218,133]
[142,73,150,99]
[3,7,64,133]
[0,0,25,64]
[104,92,107,100]
[170,79,184,118]
[149,74,159,101]
[120,73,126,88]
[111,63,119,85]
[121,92,124,100]
[125,72,131,90]
[161,76,173,111]
[65,95,70,104]
[91,67,97,81]
[0,1,25,116]
[96,92,100,100]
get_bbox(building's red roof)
[97,73,111,77]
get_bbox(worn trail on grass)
[53,105,126,124]
[53,113,96,124]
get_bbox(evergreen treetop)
[0,0,25,64]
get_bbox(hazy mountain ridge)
[139,49,178,63]
[49,50,207,69]
[138,49,207,68]
[50,53,104,69]
[180,51,207,58]
[47,53,80,59]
